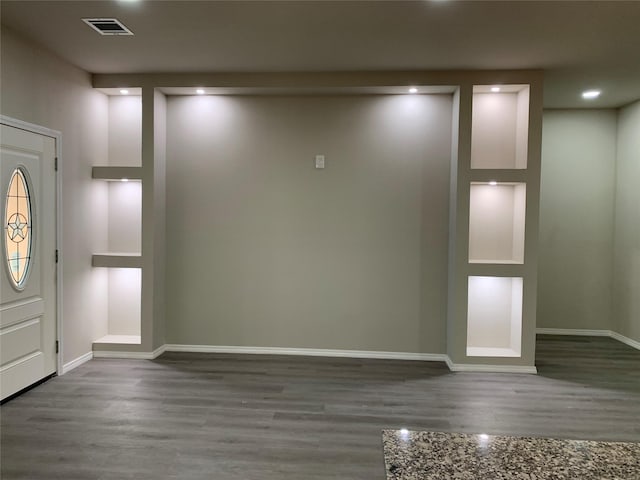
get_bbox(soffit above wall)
[1,0,639,108]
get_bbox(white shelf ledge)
[469,259,523,265]
[92,253,142,268]
[467,347,520,358]
[94,335,141,345]
[469,171,527,183]
[92,166,142,181]
[466,346,521,358]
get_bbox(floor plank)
[1,335,639,479]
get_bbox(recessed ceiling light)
[582,89,601,99]
[196,89,205,95]
[489,181,498,186]
[491,87,501,93]
[408,87,418,94]
[120,89,129,95]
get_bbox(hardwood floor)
[1,335,639,479]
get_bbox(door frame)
[1,115,63,375]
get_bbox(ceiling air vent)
[83,18,134,36]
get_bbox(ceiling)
[2,0,639,108]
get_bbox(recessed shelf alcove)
[91,93,142,347]
[471,85,530,169]
[466,276,523,358]
[469,182,526,264]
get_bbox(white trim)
[93,344,167,360]
[536,328,640,351]
[0,115,64,376]
[100,344,547,373]
[152,344,167,358]
[163,344,448,362]
[445,356,537,374]
[536,328,610,336]
[94,334,141,344]
[93,350,156,360]
[0,115,62,139]
[61,351,93,374]
[608,331,640,350]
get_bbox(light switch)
[315,155,325,169]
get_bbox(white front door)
[0,124,57,401]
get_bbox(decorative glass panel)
[5,168,33,289]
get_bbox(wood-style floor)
[1,335,639,479]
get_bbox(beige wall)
[613,100,640,342]
[538,110,617,331]
[166,94,452,353]
[0,28,109,364]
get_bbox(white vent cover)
[83,18,134,36]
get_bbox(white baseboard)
[445,356,537,374]
[152,344,167,358]
[83,332,639,374]
[536,328,610,336]
[93,344,166,360]
[162,345,540,373]
[163,344,448,362]
[61,351,93,374]
[609,331,640,351]
[536,328,640,351]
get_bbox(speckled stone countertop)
[382,430,640,479]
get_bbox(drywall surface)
[108,96,141,167]
[151,89,167,350]
[166,94,452,353]
[107,268,141,336]
[613,100,640,343]
[538,110,617,330]
[0,27,109,364]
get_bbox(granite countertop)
[382,430,640,480]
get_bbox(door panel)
[0,318,42,365]
[0,124,56,400]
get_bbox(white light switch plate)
[315,155,325,169]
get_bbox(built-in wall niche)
[471,85,529,169]
[469,182,526,264]
[93,268,141,345]
[91,177,142,261]
[466,276,523,358]
[91,179,142,345]
[91,91,142,346]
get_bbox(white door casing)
[0,124,57,400]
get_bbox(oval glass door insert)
[5,168,33,289]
